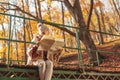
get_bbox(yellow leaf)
[47,0,51,3]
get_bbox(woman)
[26,23,53,80]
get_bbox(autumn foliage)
[0,0,119,72]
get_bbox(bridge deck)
[0,63,120,80]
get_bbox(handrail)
[0,12,119,37]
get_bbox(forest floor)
[56,38,120,72]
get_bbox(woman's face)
[38,26,49,35]
[38,27,44,35]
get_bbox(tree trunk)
[99,7,107,41]
[37,0,42,19]
[80,30,101,64]
[22,0,27,64]
[94,9,104,44]
[34,0,38,18]
[64,0,102,65]
[61,1,67,52]
[25,0,33,39]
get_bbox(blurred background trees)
[0,0,119,65]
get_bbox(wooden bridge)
[0,63,120,80]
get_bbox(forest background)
[0,0,120,65]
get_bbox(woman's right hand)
[36,41,41,46]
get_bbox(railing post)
[75,29,85,72]
[7,16,12,66]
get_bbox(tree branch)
[0,2,76,37]
[112,0,120,18]
[0,2,38,19]
[87,0,94,29]
[63,0,75,17]
[64,0,73,8]
[43,22,76,37]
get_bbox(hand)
[33,44,38,48]
[55,47,63,51]
[36,41,41,46]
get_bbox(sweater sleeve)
[27,35,40,50]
